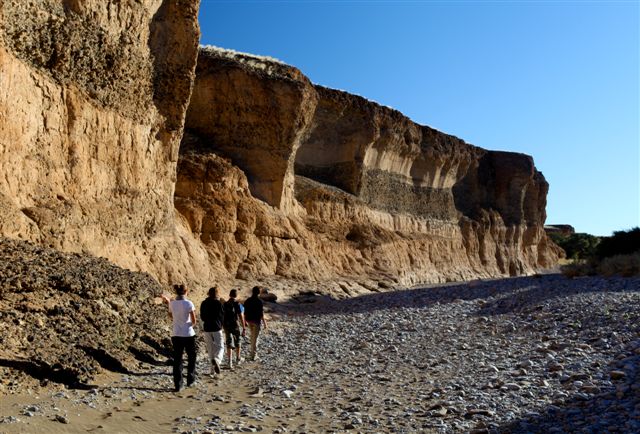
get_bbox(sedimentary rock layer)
[180,47,561,289]
[0,0,212,284]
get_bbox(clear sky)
[198,0,639,237]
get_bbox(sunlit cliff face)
[0,0,210,284]
[0,0,560,290]
[178,46,560,288]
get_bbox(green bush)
[596,227,640,259]
[559,227,640,278]
[550,232,600,260]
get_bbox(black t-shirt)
[244,295,263,323]
[223,299,242,331]
[200,297,224,332]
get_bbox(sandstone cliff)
[179,47,561,293]
[0,2,560,298]
[0,0,212,285]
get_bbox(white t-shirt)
[169,299,196,337]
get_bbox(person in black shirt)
[200,286,224,376]
[223,289,245,369]
[244,286,268,361]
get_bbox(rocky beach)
[2,273,638,433]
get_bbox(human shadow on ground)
[129,345,171,367]
[79,346,131,374]
[278,274,640,318]
[80,344,172,377]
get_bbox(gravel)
[1,271,638,433]
[248,274,640,433]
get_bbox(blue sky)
[198,1,639,236]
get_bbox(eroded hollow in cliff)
[294,135,363,195]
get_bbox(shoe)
[235,357,244,366]
[213,359,221,374]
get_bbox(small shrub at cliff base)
[597,253,640,277]
[596,227,640,259]
[561,260,597,278]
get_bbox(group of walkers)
[161,285,267,392]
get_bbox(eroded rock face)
[0,0,560,297]
[0,0,211,284]
[180,47,561,291]
[185,47,318,211]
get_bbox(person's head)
[208,286,218,299]
[252,286,261,297]
[174,284,187,299]
[229,289,237,299]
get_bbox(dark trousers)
[171,336,196,390]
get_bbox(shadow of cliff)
[278,274,639,318]
[129,345,171,367]
[475,275,639,317]
[140,335,173,359]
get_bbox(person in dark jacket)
[223,289,245,369]
[244,286,268,361]
[200,286,224,376]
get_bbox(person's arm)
[240,311,246,336]
[260,300,267,329]
[190,309,197,325]
[161,295,173,319]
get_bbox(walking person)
[161,284,197,392]
[244,286,268,361]
[223,289,245,369]
[200,286,224,377]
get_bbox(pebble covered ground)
[1,274,639,433]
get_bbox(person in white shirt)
[162,284,197,392]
